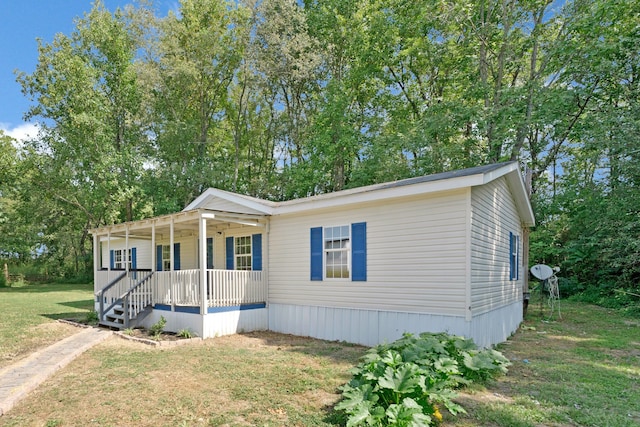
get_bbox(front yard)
[1,281,639,426]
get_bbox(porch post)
[107,229,111,273]
[199,215,207,316]
[151,223,156,273]
[93,233,99,294]
[170,218,175,311]
[125,226,130,275]
[151,222,156,308]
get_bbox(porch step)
[100,303,152,330]
[99,319,125,330]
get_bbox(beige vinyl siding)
[470,177,522,315]
[164,237,202,270]
[100,238,152,270]
[268,189,469,316]
[199,196,268,215]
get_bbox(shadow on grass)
[239,331,367,365]
[43,311,92,321]
[58,299,95,310]
[449,302,640,427]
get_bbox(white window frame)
[114,249,132,270]
[235,235,252,271]
[510,233,519,280]
[162,245,171,271]
[324,225,350,279]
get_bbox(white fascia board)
[481,162,518,185]
[183,188,274,214]
[273,174,484,215]
[478,163,535,227]
[199,210,266,227]
[90,210,202,236]
[505,172,536,227]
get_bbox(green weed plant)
[150,316,167,339]
[336,332,510,426]
[177,328,194,339]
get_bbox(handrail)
[97,272,127,322]
[101,272,154,323]
[122,272,155,328]
[119,271,154,300]
[95,271,127,297]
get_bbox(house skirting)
[268,301,522,348]
[139,305,268,339]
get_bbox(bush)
[150,316,167,339]
[335,332,510,426]
[85,310,99,325]
[177,328,194,338]
[0,274,6,288]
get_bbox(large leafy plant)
[335,332,510,426]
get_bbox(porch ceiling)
[91,209,267,240]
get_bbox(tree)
[16,1,151,275]
[143,0,250,211]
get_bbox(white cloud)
[0,122,39,142]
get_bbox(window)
[226,234,262,271]
[235,236,252,271]
[156,243,180,271]
[162,245,171,271]
[324,225,350,279]
[114,250,123,270]
[509,232,519,280]
[311,223,366,281]
[113,249,132,270]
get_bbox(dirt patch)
[114,328,203,347]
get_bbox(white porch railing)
[95,270,129,294]
[207,269,266,307]
[153,269,266,308]
[155,270,201,306]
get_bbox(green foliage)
[149,316,167,338]
[6,0,640,307]
[177,328,194,339]
[0,274,6,288]
[85,310,99,325]
[335,332,510,426]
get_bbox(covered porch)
[90,209,269,336]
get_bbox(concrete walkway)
[0,326,112,416]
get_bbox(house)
[90,161,535,347]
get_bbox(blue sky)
[0,1,173,141]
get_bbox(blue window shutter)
[110,250,115,270]
[509,232,515,280]
[252,234,262,271]
[226,237,234,270]
[156,245,163,271]
[516,235,520,280]
[352,222,367,281]
[206,237,214,269]
[310,227,323,281]
[174,243,181,270]
[131,247,137,270]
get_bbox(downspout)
[465,187,472,323]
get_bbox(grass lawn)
[1,282,639,426]
[0,281,95,370]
